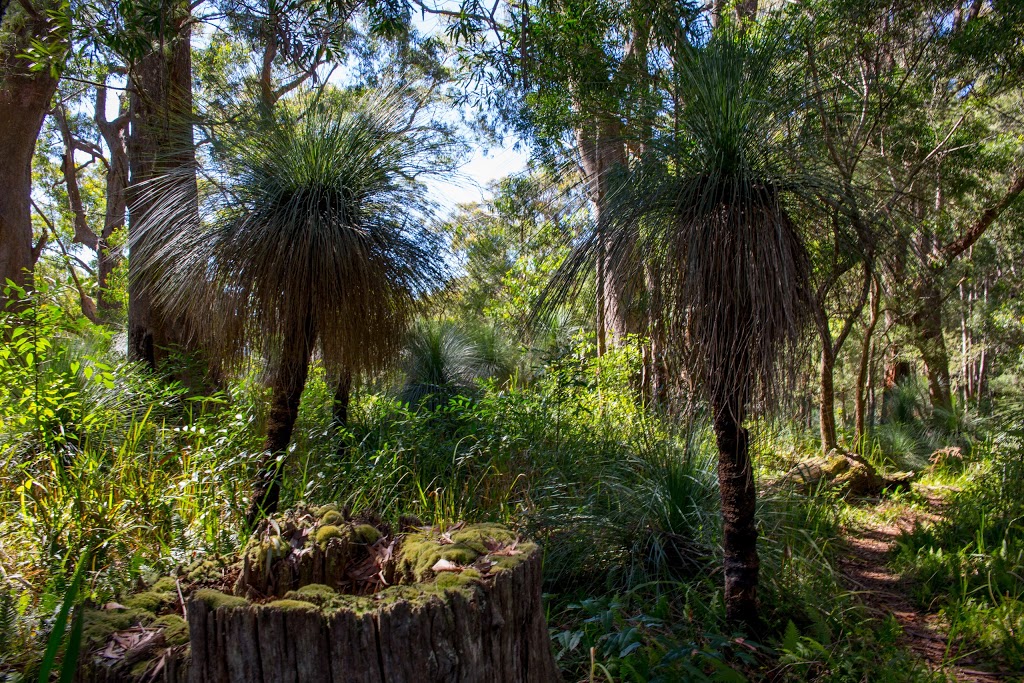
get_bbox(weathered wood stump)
[78,510,558,683]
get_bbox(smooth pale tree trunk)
[245,320,317,528]
[0,5,59,301]
[577,115,633,352]
[95,82,129,317]
[712,389,760,629]
[127,14,197,367]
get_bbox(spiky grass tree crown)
[131,91,447,376]
[554,24,821,412]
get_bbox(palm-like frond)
[131,91,448,376]
[399,320,482,407]
[550,24,821,412]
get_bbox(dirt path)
[836,492,1003,682]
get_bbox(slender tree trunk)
[577,115,632,350]
[818,346,837,453]
[854,277,880,450]
[95,81,129,317]
[911,278,953,419]
[246,321,317,528]
[712,392,760,629]
[0,5,59,301]
[332,370,353,428]
[127,12,197,367]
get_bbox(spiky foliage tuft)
[130,91,447,378]
[399,320,482,407]
[549,24,823,413]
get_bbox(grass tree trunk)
[127,12,196,367]
[246,321,317,528]
[0,5,59,301]
[711,388,760,629]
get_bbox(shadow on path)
[836,493,1005,683]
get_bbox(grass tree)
[549,25,824,628]
[131,92,446,527]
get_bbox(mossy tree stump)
[78,508,558,683]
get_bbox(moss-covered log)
[775,449,914,496]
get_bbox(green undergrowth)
[0,304,959,680]
[892,437,1024,671]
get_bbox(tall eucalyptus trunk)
[577,115,632,352]
[0,2,61,301]
[127,10,197,367]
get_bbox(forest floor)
[837,487,1004,683]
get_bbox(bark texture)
[577,115,634,351]
[712,399,760,629]
[187,550,558,683]
[0,3,59,299]
[854,278,880,450]
[127,12,197,367]
[245,324,316,527]
[911,278,953,418]
[818,347,838,453]
[332,370,353,428]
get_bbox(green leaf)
[36,555,87,683]
[57,608,84,683]
[782,620,799,653]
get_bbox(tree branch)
[939,170,1024,265]
[832,262,872,357]
[54,106,101,251]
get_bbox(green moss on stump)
[353,524,382,544]
[150,576,179,593]
[194,588,247,610]
[314,504,339,518]
[83,607,155,648]
[122,590,175,613]
[265,599,319,612]
[315,525,345,545]
[320,510,344,526]
[152,614,189,646]
[184,558,229,583]
[397,523,534,582]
